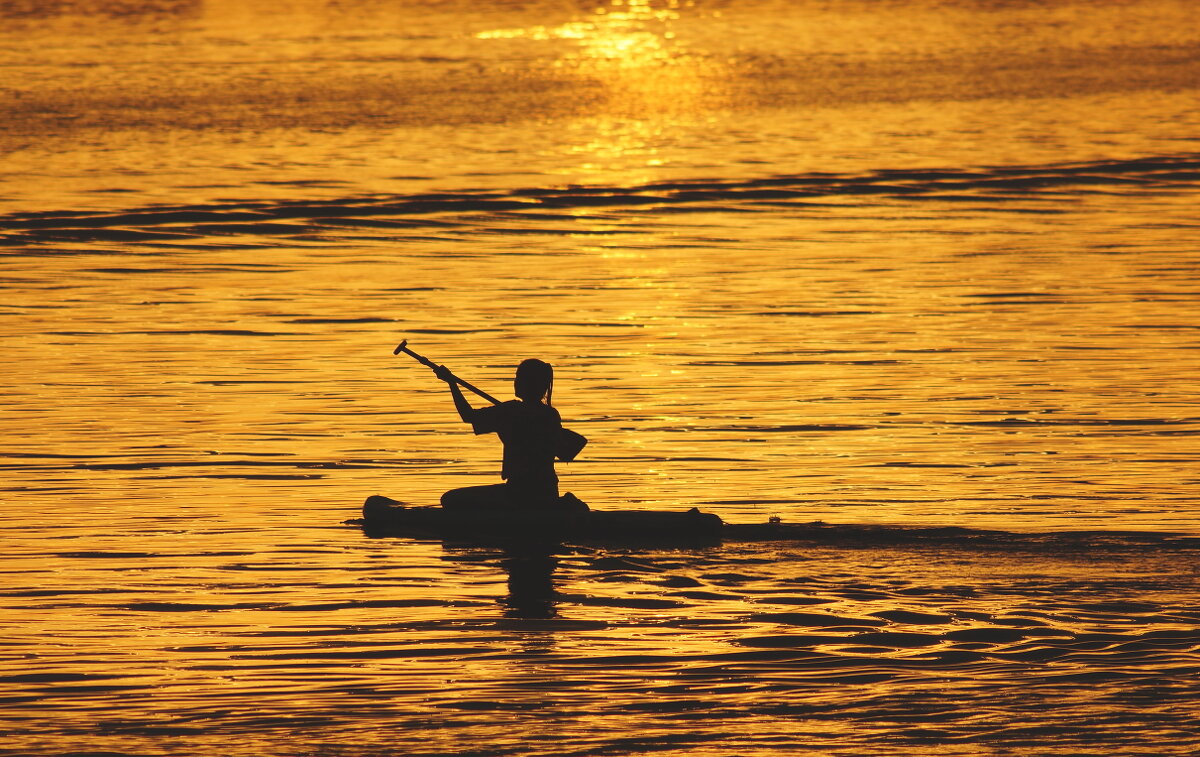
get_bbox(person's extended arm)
[434,364,476,423]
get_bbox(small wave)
[748,611,888,627]
[691,423,876,432]
[284,317,396,324]
[4,153,1199,247]
[719,520,1200,553]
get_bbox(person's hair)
[515,359,553,404]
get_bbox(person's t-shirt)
[470,400,562,484]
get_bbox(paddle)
[394,339,501,405]
[393,340,588,461]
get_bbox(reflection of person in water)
[434,358,566,510]
[501,549,559,619]
[437,543,560,619]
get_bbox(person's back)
[469,397,562,504]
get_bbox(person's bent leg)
[441,483,511,510]
[505,479,561,510]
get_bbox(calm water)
[2,0,1199,754]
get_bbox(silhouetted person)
[435,358,579,511]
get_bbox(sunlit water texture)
[1,0,1198,755]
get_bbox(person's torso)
[475,400,561,482]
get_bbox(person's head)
[514,358,553,404]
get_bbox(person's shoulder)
[469,400,512,429]
[515,400,560,422]
[534,402,562,426]
[486,400,527,423]
[479,400,520,413]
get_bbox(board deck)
[358,494,725,544]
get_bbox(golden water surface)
[2,1,1199,755]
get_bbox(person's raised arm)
[433,364,476,424]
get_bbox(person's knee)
[441,484,506,510]
[440,487,471,509]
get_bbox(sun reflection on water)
[475,0,735,190]
[478,0,729,118]
[476,0,684,61]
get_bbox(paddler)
[433,358,583,511]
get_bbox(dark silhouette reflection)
[499,548,561,619]
[437,540,565,619]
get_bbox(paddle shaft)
[393,340,502,405]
